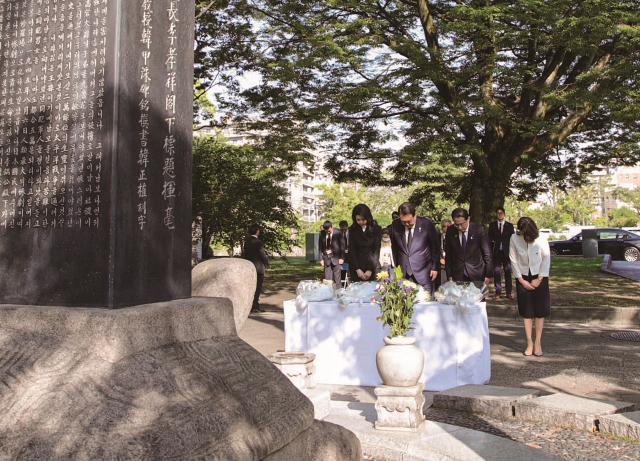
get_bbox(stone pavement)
[239,287,640,460]
[602,258,640,282]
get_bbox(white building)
[194,123,332,223]
[530,165,640,218]
[592,166,640,218]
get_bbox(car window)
[598,231,617,240]
[573,234,582,241]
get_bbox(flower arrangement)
[373,266,427,337]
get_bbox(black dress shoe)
[251,307,265,313]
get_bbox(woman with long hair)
[348,204,382,282]
[510,217,551,357]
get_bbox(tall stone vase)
[375,335,425,386]
[374,335,426,431]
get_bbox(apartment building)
[194,123,332,222]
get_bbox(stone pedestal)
[268,351,332,420]
[268,351,317,389]
[0,299,361,460]
[374,383,426,432]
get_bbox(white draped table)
[284,300,491,391]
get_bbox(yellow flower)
[377,271,389,280]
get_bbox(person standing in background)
[379,228,395,273]
[509,217,551,357]
[339,220,350,256]
[339,220,350,284]
[244,224,268,313]
[438,219,452,288]
[319,221,345,287]
[488,207,515,299]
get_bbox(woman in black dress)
[348,204,382,282]
[509,217,551,357]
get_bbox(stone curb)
[601,254,613,272]
[432,384,540,419]
[487,304,640,328]
[599,411,640,441]
[432,385,639,442]
[600,254,640,282]
[513,393,635,432]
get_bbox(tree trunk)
[468,161,513,226]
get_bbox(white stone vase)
[376,335,425,387]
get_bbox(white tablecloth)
[284,300,490,391]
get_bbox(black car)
[548,228,640,261]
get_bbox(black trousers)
[253,273,264,310]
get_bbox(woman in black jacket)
[348,204,382,282]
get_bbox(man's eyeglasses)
[452,221,468,228]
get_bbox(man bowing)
[445,208,493,286]
[390,202,441,296]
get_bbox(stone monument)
[0,0,192,307]
[0,1,361,459]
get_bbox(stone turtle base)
[0,299,360,460]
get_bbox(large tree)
[192,136,299,257]
[196,0,640,224]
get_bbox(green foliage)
[196,0,640,225]
[192,136,299,256]
[614,187,640,214]
[608,207,639,227]
[316,183,459,229]
[316,183,364,226]
[193,79,217,125]
[374,266,424,337]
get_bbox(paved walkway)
[239,286,640,460]
[603,260,640,282]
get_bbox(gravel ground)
[361,408,640,461]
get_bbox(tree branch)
[196,0,216,20]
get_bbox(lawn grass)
[548,257,640,308]
[263,256,640,308]
[265,257,323,289]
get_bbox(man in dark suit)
[339,220,350,283]
[390,202,441,296]
[445,208,493,285]
[439,219,452,287]
[319,220,345,287]
[244,224,269,313]
[488,207,515,299]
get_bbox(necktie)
[327,233,331,247]
[461,231,467,254]
[407,228,413,249]
[499,223,503,234]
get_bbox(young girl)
[379,228,395,273]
